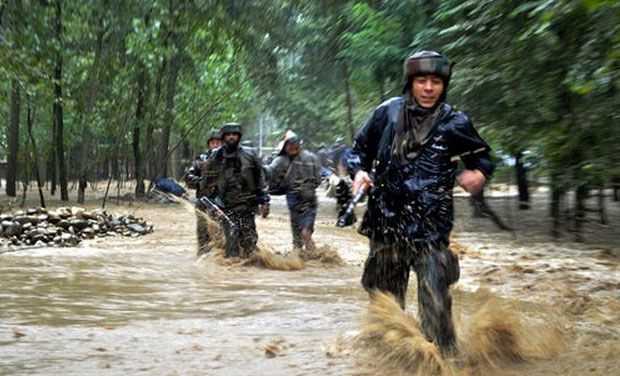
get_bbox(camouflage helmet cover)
[220,122,242,136]
[206,129,222,143]
[402,50,453,93]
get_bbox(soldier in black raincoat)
[346,51,494,355]
[200,123,270,258]
[184,129,222,256]
[265,131,322,252]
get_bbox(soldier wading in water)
[183,129,222,256]
[265,131,322,253]
[346,51,494,355]
[200,123,270,258]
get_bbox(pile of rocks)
[0,207,154,249]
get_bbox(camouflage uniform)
[266,148,322,249]
[347,51,494,354]
[200,135,269,258]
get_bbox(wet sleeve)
[183,160,202,189]
[199,160,218,197]
[313,153,322,188]
[346,105,386,177]
[253,153,270,204]
[264,156,286,183]
[449,113,495,179]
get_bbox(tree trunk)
[133,67,147,197]
[146,58,166,185]
[598,187,608,225]
[573,185,588,242]
[550,174,562,238]
[342,62,355,144]
[53,0,68,201]
[77,12,105,204]
[6,79,20,197]
[27,102,45,208]
[49,153,57,195]
[0,3,6,29]
[133,11,151,198]
[156,53,179,180]
[515,150,530,209]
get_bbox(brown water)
[1,194,618,375]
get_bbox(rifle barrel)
[336,187,366,227]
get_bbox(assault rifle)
[198,196,236,230]
[336,186,367,227]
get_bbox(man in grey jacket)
[265,131,322,253]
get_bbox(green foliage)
[0,0,617,196]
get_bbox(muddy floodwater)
[1,191,618,375]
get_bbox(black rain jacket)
[346,97,494,243]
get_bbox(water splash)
[301,244,345,266]
[245,243,305,271]
[353,292,454,375]
[354,289,564,375]
[459,288,564,368]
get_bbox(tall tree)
[6,78,20,197]
[77,3,107,204]
[53,0,68,200]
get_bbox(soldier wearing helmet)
[184,129,222,193]
[182,129,223,256]
[346,50,495,355]
[200,123,270,258]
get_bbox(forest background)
[0,0,618,239]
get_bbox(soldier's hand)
[352,170,373,195]
[457,169,486,195]
[260,203,270,218]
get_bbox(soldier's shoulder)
[240,146,260,160]
[370,96,403,123]
[441,103,472,127]
[240,145,256,153]
[380,96,404,108]
[303,149,321,161]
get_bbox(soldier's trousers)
[222,209,258,258]
[288,202,317,249]
[196,206,211,256]
[361,239,459,353]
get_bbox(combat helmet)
[220,122,242,136]
[402,50,453,94]
[207,129,222,143]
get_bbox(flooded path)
[1,194,618,375]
